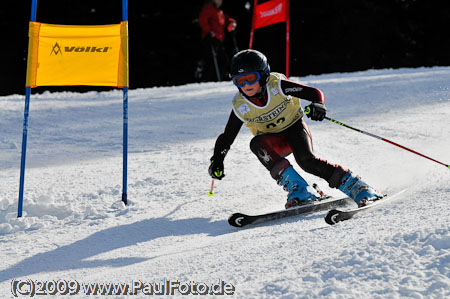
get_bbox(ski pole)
[208,179,215,197]
[210,43,221,81]
[231,30,239,53]
[323,114,449,170]
[304,106,449,169]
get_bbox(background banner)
[253,0,288,29]
[26,21,128,88]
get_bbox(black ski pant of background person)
[249,118,347,188]
[198,36,230,82]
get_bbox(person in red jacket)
[199,0,236,43]
[196,0,237,82]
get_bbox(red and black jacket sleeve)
[280,79,325,104]
[212,111,243,161]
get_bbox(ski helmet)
[230,49,270,85]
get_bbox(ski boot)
[338,171,381,207]
[277,166,319,209]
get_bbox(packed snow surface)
[0,67,449,298]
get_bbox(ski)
[228,196,352,228]
[324,189,407,225]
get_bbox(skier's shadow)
[0,212,231,283]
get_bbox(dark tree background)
[1,0,449,96]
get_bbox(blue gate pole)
[18,0,38,217]
[122,88,128,205]
[122,0,128,205]
[18,88,32,217]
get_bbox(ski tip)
[324,209,341,225]
[228,213,247,227]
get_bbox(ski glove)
[305,102,327,121]
[209,156,225,180]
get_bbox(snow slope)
[0,67,449,298]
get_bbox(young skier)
[208,49,381,208]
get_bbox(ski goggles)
[232,71,263,87]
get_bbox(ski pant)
[249,118,347,188]
[200,36,230,82]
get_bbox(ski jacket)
[213,73,325,160]
[232,73,303,135]
[198,3,236,42]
